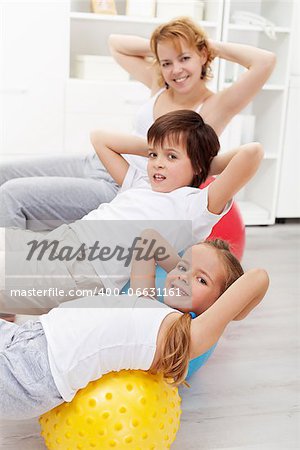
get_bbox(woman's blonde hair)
[150,16,214,87]
[151,239,244,386]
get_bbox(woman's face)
[164,244,226,315]
[157,38,207,93]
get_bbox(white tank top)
[125,88,204,172]
[40,295,179,402]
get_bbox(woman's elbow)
[269,52,277,69]
[249,142,264,164]
[262,51,277,77]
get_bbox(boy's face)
[147,138,195,192]
[164,244,226,315]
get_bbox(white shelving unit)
[66,0,224,152]
[5,1,294,224]
[219,0,294,225]
[0,0,69,157]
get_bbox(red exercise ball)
[200,177,245,261]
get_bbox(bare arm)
[109,34,158,91]
[130,229,181,293]
[202,41,276,135]
[190,268,269,358]
[90,130,148,185]
[208,147,240,176]
[207,142,264,214]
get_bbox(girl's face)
[147,138,195,192]
[157,38,207,94]
[164,244,226,315]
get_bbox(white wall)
[290,0,300,75]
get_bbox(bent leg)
[0,154,88,186]
[0,176,118,231]
[0,321,63,420]
[0,318,18,351]
[1,226,104,314]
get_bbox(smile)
[170,283,189,296]
[173,75,189,83]
[153,174,166,182]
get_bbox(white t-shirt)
[40,295,177,402]
[70,166,232,291]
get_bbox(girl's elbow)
[251,268,270,292]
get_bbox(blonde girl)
[0,230,269,419]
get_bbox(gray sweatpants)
[0,319,63,420]
[0,153,119,231]
[1,224,105,314]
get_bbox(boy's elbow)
[108,34,117,50]
[108,34,123,54]
[90,130,98,146]
[90,130,105,149]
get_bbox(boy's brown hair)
[147,110,220,187]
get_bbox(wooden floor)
[1,223,299,449]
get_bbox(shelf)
[228,23,291,33]
[223,82,285,91]
[236,201,271,225]
[263,153,278,160]
[70,12,217,28]
[68,77,137,86]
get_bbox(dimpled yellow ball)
[39,370,182,450]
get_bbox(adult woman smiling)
[110,17,276,140]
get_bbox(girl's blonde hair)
[150,16,214,87]
[151,239,244,386]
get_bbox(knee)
[0,179,29,207]
[0,161,21,187]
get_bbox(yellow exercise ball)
[40,370,182,450]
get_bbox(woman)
[110,17,275,139]
[0,17,275,232]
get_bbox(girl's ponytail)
[150,313,192,386]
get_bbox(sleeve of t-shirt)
[120,165,149,192]
[185,186,233,241]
